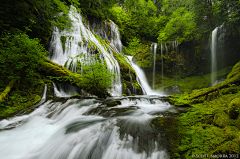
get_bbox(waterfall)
[47,6,122,96]
[211,27,218,86]
[127,56,163,95]
[210,23,226,86]
[110,20,123,53]
[152,43,157,89]
[165,43,168,55]
[161,44,164,91]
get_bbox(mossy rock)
[213,109,230,128]
[220,85,240,95]
[168,95,192,107]
[105,101,121,107]
[228,98,240,119]
[227,61,240,79]
[70,94,82,99]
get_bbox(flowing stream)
[0,6,187,159]
[0,91,187,159]
[0,55,184,159]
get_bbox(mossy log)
[190,61,240,99]
[39,56,111,98]
[191,78,240,99]
[0,79,17,102]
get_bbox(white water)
[0,95,178,159]
[210,23,226,86]
[48,6,122,96]
[160,44,164,90]
[127,56,163,95]
[152,43,157,89]
[211,27,218,86]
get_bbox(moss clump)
[70,94,81,99]
[228,98,240,119]
[60,36,67,52]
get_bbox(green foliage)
[125,37,141,55]
[76,53,116,94]
[0,33,48,83]
[0,77,44,118]
[0,0,79,45]
[78,0,118,19]
[60,36,67,52]
[158,7,197,44]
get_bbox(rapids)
[0,94,187,159]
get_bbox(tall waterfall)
[152,43,157,89]
[47,6,122,96]
[160,43,164,90]
[210,23,226,86]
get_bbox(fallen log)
[191,78,240,99]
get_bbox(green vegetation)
[156,65,233,93]
[75,53,116,96]
[60,36,67,52]
[165,61,240,157]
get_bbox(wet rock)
[163,85,181,95]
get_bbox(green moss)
[0,94,41,118]
[228,97,240,119]
[171,71,240,157]
[60,36,67,52]
[70,94,81,99]
[227,61,240,79]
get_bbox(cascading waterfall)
[48,6,122,96]
[152,43,157,89]
[110,20,123,53]
[210,23,226,86]
[127,56,163,95]
[0,93,186,159]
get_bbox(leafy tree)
[76,54,116,95]
[0,0,79,45]
[78,0,118,19]
[0,33,48,84]
[126,37,141,55]
[158,7,197,44]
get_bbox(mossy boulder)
[227,61,240,79]
[228,98,240,119]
